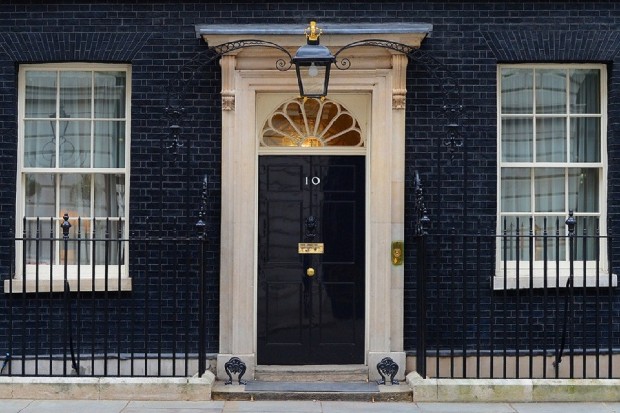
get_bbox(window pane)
[94,219,124,265]
[67,217,92,240]
[536,118,566,162]
[60,174,91,218]
[499,216,531,261]
[59,218,91,265]
[534,216,566,262]
[501,168,531,212]
[60,71,92,119]
[94,121,125,167]
[94,174,125,218]
[502,118,532,161]
[261,98,362,147]
[501,68,533,114]
[570,69,600,114]
[95,71,126,119]
[25,71,57,118]
[24,120,56,167]
[574,217,599,261]
[569,168,599,213]
[570,117,600,162]
[25,219,54,266]
[535,168,564,212]
[536,69,566,114]
[25,174,56,217]
[60,121,91,168]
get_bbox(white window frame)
[8,63,131,293]
[495,63,614,289]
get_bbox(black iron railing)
[1,214,210,377]
[2,211,618,379]
[414,213,618,379]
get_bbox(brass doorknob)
[306,267,315,277]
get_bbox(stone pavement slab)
[603,403,620,413]
[1,400,620,413]
[417,402,516,413]
[0,400,32,413]
[221,400,322,412]
[124,400,225,412]
[16,400,130,413]
[511,402,616,413]
[321,401,420,413]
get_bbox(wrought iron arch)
[164,38,465,160]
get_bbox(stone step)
[254,364,369,382]
[211,380,412,402]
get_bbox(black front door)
[257,156,365,365]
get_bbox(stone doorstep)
[254,364,369,382]
[211,380,412,402]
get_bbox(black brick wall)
[0,0,617,366]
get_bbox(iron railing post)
[195,175,208,377]
[608,226,613,377]
[413,171,429,378]
[61,213,80,376]
[554,210,576,376]
[416,213,429,377]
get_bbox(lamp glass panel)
[299,64,327,97]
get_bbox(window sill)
[492,272,617,290]
[3,277,132,293]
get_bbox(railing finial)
[61,213,71,240]
[565,210,576,236]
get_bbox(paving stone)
[510,402,615,413]
[126,401,225,411]
[221,400,322,412]
[0,400,33,413]
[321,401,421,413]
[19,400,129,413]
[417,402,517,413]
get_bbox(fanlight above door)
[261,98,364,147]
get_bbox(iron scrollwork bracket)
[443,104,464,160]
[166,33,465,180]
[164,106,186,159]
[224,356,247,385]
[195,175,208,241]
[334,40,465,163]
[333,39,414,71]
[165,40,294,160]
[376,357,399,385]
[413,171,431,235]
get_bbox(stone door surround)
[195,22,432,381]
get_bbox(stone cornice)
[195,23,432,51]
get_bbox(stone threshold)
[254,364,369,382]
[211,380,411,402]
